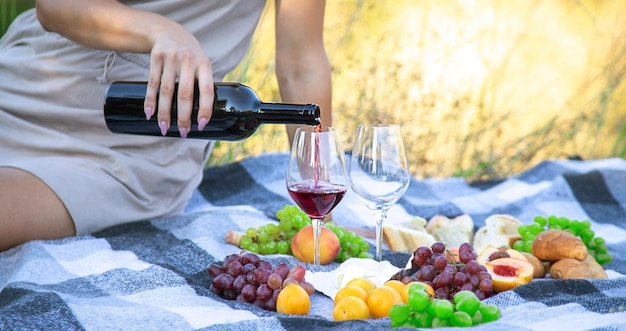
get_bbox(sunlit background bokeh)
[3,0,625,180]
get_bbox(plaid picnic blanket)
[1,153,626,330]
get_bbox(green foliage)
[0,0,35,37]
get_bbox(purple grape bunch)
[208,252,313,311]
[393,242,494,301]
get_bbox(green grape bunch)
[239,205,373,262]
[389,284,500,328]
[239,205,311,255]
[512,215,612,266]
[325,222,374,262]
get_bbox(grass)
[3,0,626,181]
[220,0,626,181]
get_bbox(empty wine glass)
[349,124,410,261]
[286,126,349,265]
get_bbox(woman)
[0,0,332,251]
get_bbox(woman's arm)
[35,0,214,137]
[36,0,164,52]
[274,0,332,144]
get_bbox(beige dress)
[0,1,266,235]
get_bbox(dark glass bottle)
[103,81,320,141]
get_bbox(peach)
[476,245,527,266]
[291,225,340,265]
[484,257,534,292]
[445,247,460,263]
[520,251,547,278]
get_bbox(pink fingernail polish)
[179,127,188,138]
[159,121,168,136]
[198,117,208,131]
[145,106,152,120]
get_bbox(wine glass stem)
[312,217,323,266]
[374,209,387,261]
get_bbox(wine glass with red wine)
[349,124,410,261]
[286,126,348,265]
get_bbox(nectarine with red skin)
[484,257,534,292]
[291,225,340,265]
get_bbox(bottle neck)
[257,103,320,125]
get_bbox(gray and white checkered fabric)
[1,153,625,330]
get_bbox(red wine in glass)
[286,125,348,265]
[287,182,347,217]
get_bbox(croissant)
[532,230,588,262]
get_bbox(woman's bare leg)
[0,167,75,252]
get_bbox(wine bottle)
[103,81,320,141]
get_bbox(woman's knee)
[0,167,75,251]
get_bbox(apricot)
[333,296,370,321]
[276,284,310,315]
[383,280,406,296]
[291,225,340,265]
[345,277,377,295]
[334,285,369,305]
[367,286,403,319]
[484,257,534,292]
[401,282,435,304]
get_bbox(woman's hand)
[143,25,214,138]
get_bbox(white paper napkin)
[305,258,401,300]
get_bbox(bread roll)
[473,214,522,255]
[426,214,474,248]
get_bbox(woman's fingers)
[175,53,195,138]
[156,53,177,136]
[173,58,214,137]
[196,63,214,132]
[144,53,163,122]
